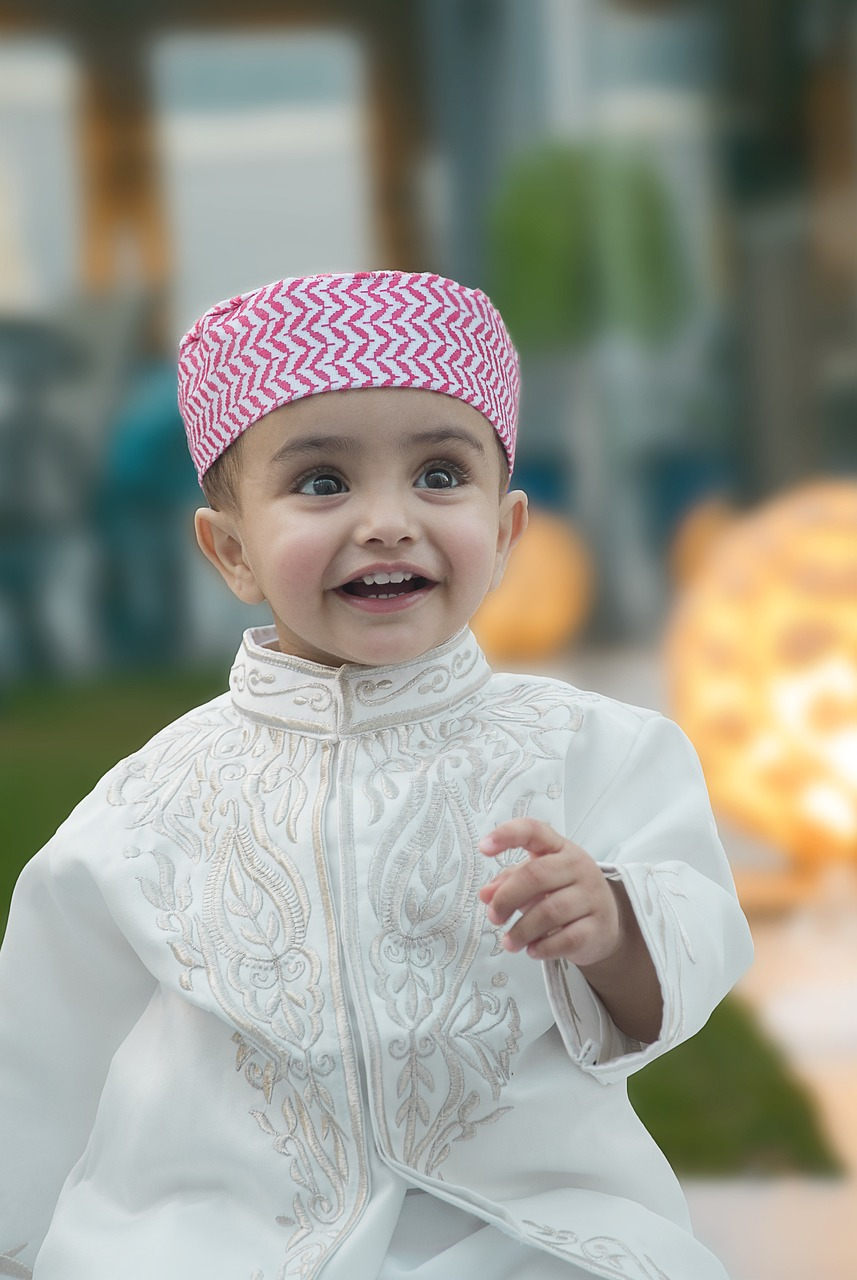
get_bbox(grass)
[0,670,843,1176]
[628,995,842,1175]
[0,667,225,934]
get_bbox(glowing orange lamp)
[669,496,736,587]
[667,480,857,867]
[472,509,593,663]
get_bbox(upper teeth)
[361,571,413,585]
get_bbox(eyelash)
[292,458,474,494]
[417,459,473,488]
[293,467,347,496]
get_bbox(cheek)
[248,525,328,593]
[446,513,502,585]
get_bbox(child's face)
[195,388,527,668]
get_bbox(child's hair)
[199,433,245,512]
[178,271,520,491]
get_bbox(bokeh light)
[471,509,592,662]
[668,481,857,866]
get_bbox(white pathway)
[682,1178,857,1280]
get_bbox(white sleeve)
[543,707,754,1084]
[0,816,157,1274]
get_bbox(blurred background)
[0,0,855,670]
[1,2,856,1276]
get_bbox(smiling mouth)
[339,571,434,600]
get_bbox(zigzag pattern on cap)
[178,271,519,482]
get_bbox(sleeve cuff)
[543,857,753,1083]
[542,859,666,1082]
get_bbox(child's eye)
[416,465,465,490]
[297,472,347,496]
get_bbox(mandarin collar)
[229,625,492,736]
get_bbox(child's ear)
[194,508,266,605]
[491,489,528,591]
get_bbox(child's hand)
[478,818,621,965]
[478,817,663,1043]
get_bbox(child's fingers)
[499,886,592,953]
[477,867,515,904]
[481,847,589,923]
[521,916,603,962]
[478,817,566,860]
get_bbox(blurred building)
[0,0,854,679]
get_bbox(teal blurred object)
[487,142,691,349]
[100,362,198,505]
[93,362,199,668]
[0,317,88,679]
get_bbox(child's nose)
[353,489,417,546]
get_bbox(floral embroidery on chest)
[108,658,586,1275]
[109,710,369,1278]
[340,683,584,1176]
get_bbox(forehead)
[240,386,504,465]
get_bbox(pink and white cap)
[178,270,519,483]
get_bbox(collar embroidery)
[229,627,492,736]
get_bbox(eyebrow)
[268,434,359,466]
[406,427,487,456]
[268,424,487,467]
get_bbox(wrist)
[576,882,664,1044]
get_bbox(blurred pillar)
[716,0,825,498]
[418,0,510,285]
[76,22,168,301]
[735,207,820,497]
[0,36,80,309]
[363,0,427,269]
[806,35,857,302]
[804,10,857,474]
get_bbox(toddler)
[0,272,752,1280]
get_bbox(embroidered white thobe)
[0,627,753,1280]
